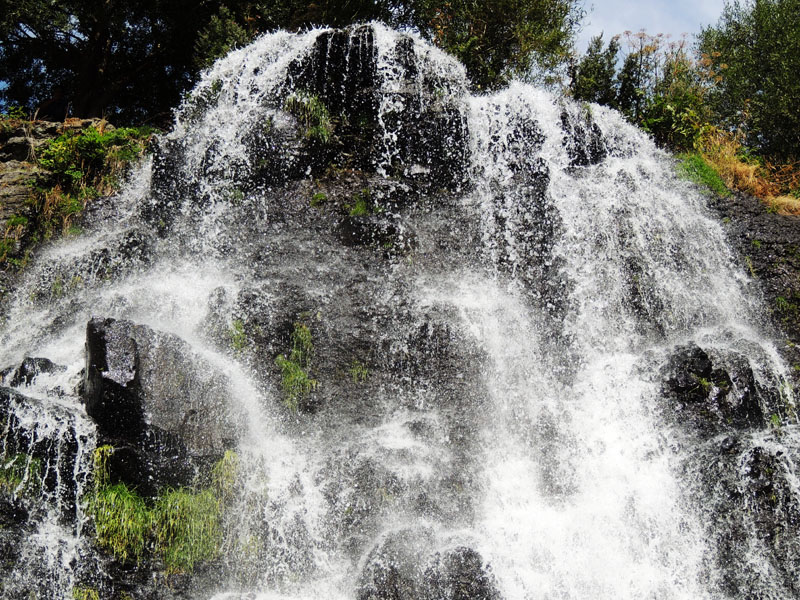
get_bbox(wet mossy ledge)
[89,445,238,574]
[0,116,154,281]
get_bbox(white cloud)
[577,0,727,51]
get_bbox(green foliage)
[349,360,369,384]
[310,192,328,207]
[676,152,731,197]
[194,6,252,70]
[229,319,248,353]
[699,0,800,161]
[412,0,583,89]
[275,322,318,412]
[284,93,333,143]
[347,188,375,216]
[88,445,237,573]
[72,586,100,600]
[27,125,153,242]
[91,482,152,564]
[571,34,620,105]
[0,0,227,121]
[1,105,27,120]
[0,453,42,496]
[211,449,240,504]
[153,488,222,573]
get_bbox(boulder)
[660,343,767,431]
[422,547,500,600]
[357,528,434,600]
[83,317,241,494]
[0,357,66,387]
[357,530,500,600]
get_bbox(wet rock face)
[357,530,500,600]
[0,388,83,519]
[0,357,66,387]
[422,547,501,600]
[660,343,769,431]
[83,317,241,493]
[690,439,800,598]
[560,108,607,168]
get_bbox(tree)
[570,33,620,105]
[1,0,585,120]
[0,0,219,123]
[698,0,800,160]
[410,0,584,90]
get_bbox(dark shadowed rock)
[357,531,501,600]
[83,317,242,494]
[0,357,66,387]
[661,343,768,431]
[561,107,607,168]
[357,528,434,600]
[422,547,500,600]
[0,387,82,519]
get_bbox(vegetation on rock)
[275,322,318,412]
[88,445,238,574]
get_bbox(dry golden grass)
[699,127,800,215]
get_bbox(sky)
[577,0,728,52]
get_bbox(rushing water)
[0,23,798,600]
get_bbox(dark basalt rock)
[0,387,81,519]
[0,357,66,387]
[691,439,800,597]
[83,317,242,495]
[357,530,500,600]
[661,343,767,431]
[357,528,434,600]
[560,108,607,168]
[422,547,500,600]
[337,214,416,255]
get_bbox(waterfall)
[0,23,797,600]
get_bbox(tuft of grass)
[349,360,369,384]
[676,152,731,197]
[72,587,100,600]
[284,93,333,143]
[228,318,248,353]
[153,488,222,573]
[211,449,239,504]
[310,191,328,207]
[275,322,318,412]
[88,445,237,573]
[0,453,42,496]
[347,188,375,216]
[697,127,800,215]
[91,482,152,564]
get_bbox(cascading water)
[0,23,797,600]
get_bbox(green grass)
[284,93,333,143]
[88,445,237,573]
[275,322,318,412]
[348,188,374,217]
[153,488,222,573]
[228,318,248,353]
[72,586,100,600]
[349,360,369,384]
[91,482,152,564]
[310,192,328,207]
[0,453,42,496]
[676,152,731,197]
